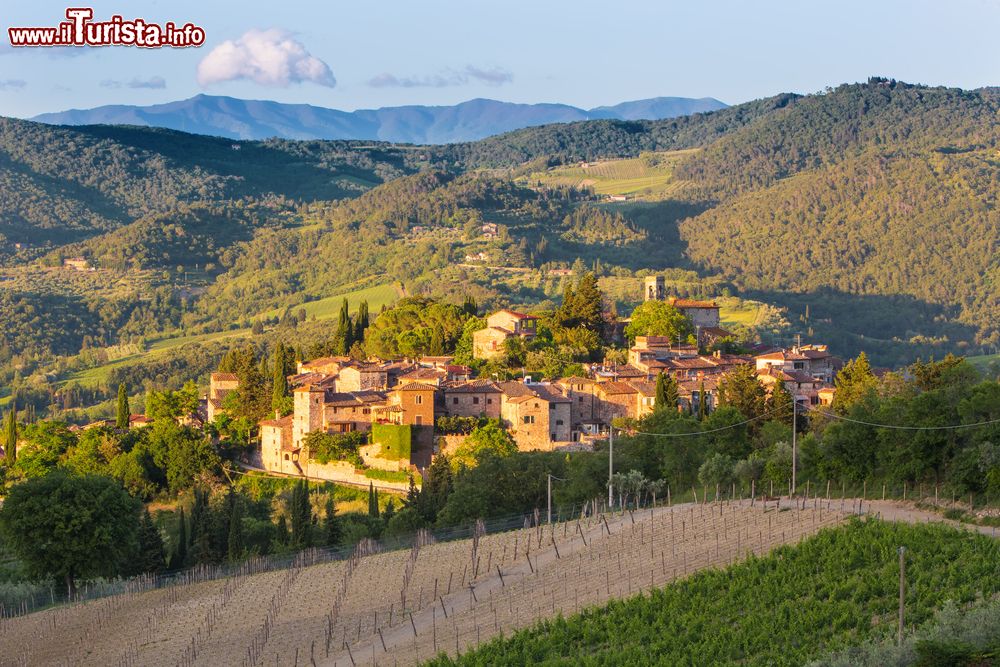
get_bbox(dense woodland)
[1,79,999,413]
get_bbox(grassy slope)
[525,150,698,200]
[427,519,1000,667]
[259,281,403,321]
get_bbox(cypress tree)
[138,509,165,574]
[324,497,341,547]
[173,507,188,569]
[289,480,311,547]
[698,380,708,420]
[654,372,679,414]
[2,406,17,463]
[367,481,380,518]
[227,494,244,561]
[429,325,445,356]
[354,300,369,342]
[271,343,289,415]
[116,382,129,429]
[276,514,289,547]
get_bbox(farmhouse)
[207,372,239,422]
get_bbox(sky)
[1,0,1000,118]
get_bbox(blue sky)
[1,0,999,118]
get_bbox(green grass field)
[259,282,402,321]
[526,150,698,200]
[967,352,999,369]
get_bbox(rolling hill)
[31,94,729,144]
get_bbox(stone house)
[442,380,502,419]
[389,383,436,426]
[260,414,298,475]
[207,372,239,422]
[472,310,538,360]
[497,382,572,449]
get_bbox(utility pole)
[791,400,797,498]
[608,425,614,509]
[898,546,906,645]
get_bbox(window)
[453,397,459,405]
[550,433,556,440]
[793,362,805,370]
[578,397,584,402]
[415,395,423,405]
[473,397,480,405]
[487,398,493,405]
[549,404,556,410]
[556,419,564,426]
[534,402,540,408]
[284,454,289,460]
[415,415,423,425]
[523,415,535,425]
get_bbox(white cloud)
[100,76,167,90]
[196,29,335,88]
[368,66,513,88]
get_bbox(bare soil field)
[0,499,857,667]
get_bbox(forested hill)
[0,119,425,247]
[1,79,999,375]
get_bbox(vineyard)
[526,150,698,200]
[0,498,847,666]
[428,518,1000,667]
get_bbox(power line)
[628,405,785,438]
[804,404,1000,431]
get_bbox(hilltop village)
[192,276,843,489]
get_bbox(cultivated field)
[0,499,850,667]
[526,150,698,200]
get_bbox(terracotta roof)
[323,390,389,407]
[210,372,239,382]
[394,382,437,392]
[557,376,594,385]
[420,355,454,363]
[499,382,571,403]
[260,414,294,428]
[399,368,448,380]
[596,381,639,395]
[496,309,537,320]
[628,381,657,396]
[700,326,733,338]
[444,379,501,393]
[756,350,809,362]
[668,298,719,309]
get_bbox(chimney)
[275,410,280,419]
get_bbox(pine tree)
[116,382,129,430]
[2,406,17,463]
[324,497,341,547]
[138,509,165,574]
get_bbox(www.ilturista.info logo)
[7,8,205,48]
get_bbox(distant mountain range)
[31,95,728,144]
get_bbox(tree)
[367,481,380,519]
[172,506,188,569]
[289,479,312,547]
[271,342,291,416]
[452,422,518,468]
[654,372,679,414]
[324,496,341,547]
[2,406,16,463]
[0,471,141,597]
[698,380,708,420]
[116,382,130,430]
[767,377,795,425]
[227,491,245,561]
[624,301,693,344]
[137,508,165,574]
[717,364,767,427]
[698,453,735,491]
[833,352,879,413]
